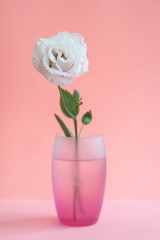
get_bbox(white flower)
[32,31,89,86]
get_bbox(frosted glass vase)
[51,133,106,226]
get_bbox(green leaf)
[60,97,72,118]
[73,89,83,106]
[73,90,80,103]
[59,86,79,119]
[81,110,92,125]
[79,99,83,106]
[54,114,74,137]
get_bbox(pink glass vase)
[51,133,106,226]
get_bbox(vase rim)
[55,132,104,140]
[53,132,106,160]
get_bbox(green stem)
[73,117,78,220]
[74,118,78,139]
[78,124,84,138]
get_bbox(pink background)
[0,0,160,200]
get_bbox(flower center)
[61,53,67,60]
[52,50,67,61]
[52,50,58,60]
[49,59,52,68]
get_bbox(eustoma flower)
[32,31,91,138]
[32,31,88,86]
[33,31,92,222]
